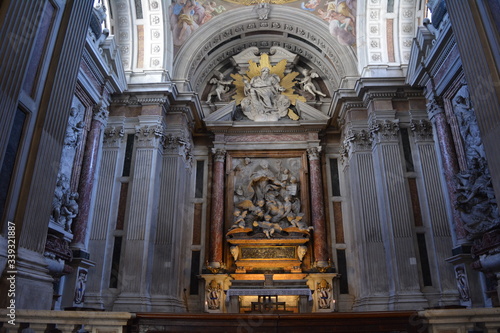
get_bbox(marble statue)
[453,89,486,165]
[455,157,500,237]
[61,192,79,231]
[228,158,312,238]
[51,173,69,226]
[297,69,326,98]
[64,107,85,147]
[207,73,233,102]
[229,209,247,230]
[241,67,291,122]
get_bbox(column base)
[201,273,232,313]
[61,255,95,309]
[0,248,54,309]
[306,273,339,312]
[150,295,186,312]
[112,292,152,312]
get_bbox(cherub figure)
[287,214,313,232]
[207,73,233,102]
[253,215,282,238]
[230,209,247,230]
[297,69,326,98]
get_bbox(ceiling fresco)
[169,0,357,50]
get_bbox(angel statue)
[206,73,233,102]
[297,69,326,98]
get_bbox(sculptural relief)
[206,279,222,310]
[240,67,290,121]
[231,53,305,122]
[227,157,312,239]
[207,72,233,103]
[455,157,500,238]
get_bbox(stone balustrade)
[418,308,500,333]
[0,310,133,333]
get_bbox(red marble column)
[427,98,468,243]
[72,106,108,250]
[208,148,226,271]
[307,147,329,269]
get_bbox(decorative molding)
[45,234,73,262]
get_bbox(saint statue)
[241,67,291,121]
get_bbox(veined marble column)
[426,98,467,243]
[72,106,108,250]
[307,147,329,269]
[208,148,226,271]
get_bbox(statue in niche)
[296,69,326,99]
[452,89,486,165]
[51,172,79,232]
[206,73,233,103]
[241,67,290,122]
[61,192,79,232]
[51,173,69,226]
[64,107,85,147]
[228,158,312,238]
[455,157,500,237]
[206,279,221,310]
[230,53,306,122]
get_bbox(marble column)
[307,147,329,269]
[208,148,226,272]
[426,98,467,243]
[72,106,108,251]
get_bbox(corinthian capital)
[212,148,226,162]
[93,105,109,126]
[307,146,322,161]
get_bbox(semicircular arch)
[172,5,359,94]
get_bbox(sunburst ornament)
[230,53,305,121]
